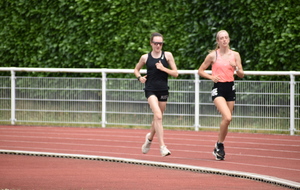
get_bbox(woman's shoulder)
[207,50,217,60]
[230,50,241,59]
[141,53,149,60]
[163,51,174,60]
[138,53,149,64]
[208,50,217,55]
[164,51,173,56]
[230,49,240,55]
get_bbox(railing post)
[290,73,295,135]
[10,70,16,125]
[194,73,200,131]
[101,71,107,128]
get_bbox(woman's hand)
[139,75,147,83]
[211,75,220,83]
[229,60,237,68]
[155,60,164,71]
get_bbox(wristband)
[137,76,141,81]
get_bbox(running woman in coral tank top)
[198,30,244,160]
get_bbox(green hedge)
[0,0,299,78]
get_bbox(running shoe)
[213,142,225,160]
[160,145,171,157]
[142,133,152,154]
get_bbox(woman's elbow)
[238,71,245,78]
[198,69,204,77]
[173,71,179,78]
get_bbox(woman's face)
[217,31,230,48]
[151,36,164,52]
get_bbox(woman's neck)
[151,51,162,58]
[218,48,230,55]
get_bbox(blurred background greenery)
[0,0,299,79]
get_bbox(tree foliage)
[0,0,299,78]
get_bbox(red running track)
[0,125,299,189]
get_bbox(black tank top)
[144,51,169,91]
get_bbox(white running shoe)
[160,145,171,157]
[142,133,151,154]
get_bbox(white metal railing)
[0,67,299,135]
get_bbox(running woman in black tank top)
[134,32,178,156]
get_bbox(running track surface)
[0,125,299,190]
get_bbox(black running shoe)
[213,142,225,160]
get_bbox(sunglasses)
[152,41,164,46]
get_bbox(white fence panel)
[0,68,299,135]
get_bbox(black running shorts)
[145,90,169,102]
[211,82,236,101]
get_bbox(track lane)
[0,125,299,186]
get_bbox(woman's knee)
[154,114,163,121]
[222,115,232,123]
